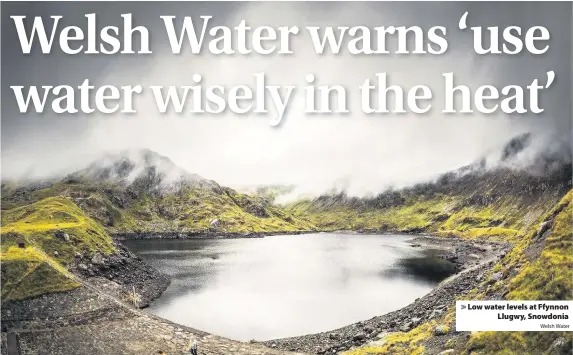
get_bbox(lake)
[124,233,456,341]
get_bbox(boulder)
[546,337,567,355]
[210,219,220,229]
[489,272,503,284]
[429,309,444,319]
[91,253,105,265]
[433,325,449,336]
[537,221,552,239]
[54,230,68,241]
[353,332,367,341]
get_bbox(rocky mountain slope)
[268,134,573,355]
[1,196,169,308]
[287,134,571,243]
[339,190,572,355]
[0,197,296,355]
[1,136,572,355]
[1,149,316,235]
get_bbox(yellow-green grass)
[506,191,572,300]
[2,183,316,234]
[98,186,317,233]
[1,246,80,302]
[1,197,116,302]
[2,196,115,262]
[288,192,551,242]
[463,191,573,354]
[342,321,438,355]
[337,190,572,355]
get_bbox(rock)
[537,221,552,239]
[429,309,444,319]
[547,337,566,354]
[78,263,88,270]
[74,252,82,258]
[54,230,65,239]
[328,333,339,340]
[53,251,59,257]
[411,317,421,325]
[210,219,220,229]
[54,230,70,242]
[400,322,412,332]
[353,332,367,341]
[91,253,105,265]
[438,350,455,355]
[433,325,449,336]
[489,272,503,284]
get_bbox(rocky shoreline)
[113,230,315,241]
[1,278,298,355]
[70,240,171,307]
[1,232,511,355]
[261,236,511,354]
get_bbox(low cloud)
[2,2,570,197]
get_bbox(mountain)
[283,133,573,355]
[64,148,216,192]
[0,148,316,322]
[287,133,572,240]
[1,149,316,234]
[2,138,571,355]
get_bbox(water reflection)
[124,233,456,341]
[382,250,458,284]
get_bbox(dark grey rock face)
[72,241,170,307]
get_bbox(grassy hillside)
[1,197,116,302]
[0,182,314,303]
[288,167,570,242]
[2,182,316,235]
[465,190,573,354]
[1,149,316,235]
[0,152,314,303]
[343,190,572,355]
[1,147,571,355]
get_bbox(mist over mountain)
[1,4,571,355]
[2,130,571,204]
[1,2,571,198]
[64,149,217,192]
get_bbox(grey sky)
[2,2,571,196]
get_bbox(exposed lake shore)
[112,230,315,240]
[1,232,510,355]
[261,236,511,354]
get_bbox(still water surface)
[125,233,455,341]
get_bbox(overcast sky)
[2,2,571,196]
